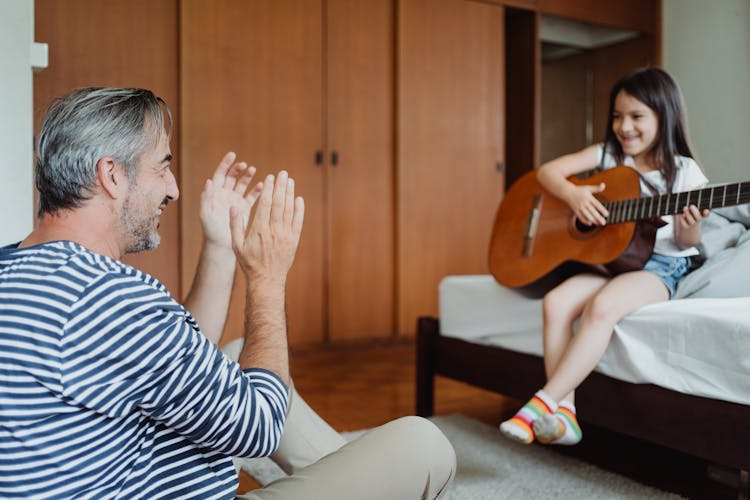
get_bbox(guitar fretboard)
[605,181,750,224]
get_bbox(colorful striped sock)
[533,401,582,445]
[499,390,557,444]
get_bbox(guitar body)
[489,166,656,288]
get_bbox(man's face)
[120,129,179,254]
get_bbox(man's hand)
[230,171,304,285]
[200,152,263,249]
[231,171,303,382]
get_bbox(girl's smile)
[612,90,659,168]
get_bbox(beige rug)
[237,413,683,499]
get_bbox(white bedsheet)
[439,275,750,406]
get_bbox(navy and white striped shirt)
[0,241,288,499]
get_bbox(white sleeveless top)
[596,144,708,257]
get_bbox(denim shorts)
[642,253,691,298]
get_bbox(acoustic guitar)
[489,165,750,288]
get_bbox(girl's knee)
[543,288,574,323]
[581,294,619,328]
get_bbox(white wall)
[0,0,39,242]
[663,0,750,184]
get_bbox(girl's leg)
[542,274,609,403]
[530,274,608,445]
[532,270,668,443]
[542,270,668,401]
[500,274,606,444]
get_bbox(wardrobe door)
[326,0,395,340]
[181,0,326,345]
[398,0,505,334]
[35,0,181,295]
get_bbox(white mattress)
[439,275,750,406]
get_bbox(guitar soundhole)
[569,193,608,240]
[570,216,601,239]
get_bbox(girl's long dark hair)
[602,67,694,192]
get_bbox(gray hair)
[35,87,173,216]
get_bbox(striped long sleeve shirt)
[0,241,289,499]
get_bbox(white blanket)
[439,275,750,406]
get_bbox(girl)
[499,67,709,446]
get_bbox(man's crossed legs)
[221,340,456,500]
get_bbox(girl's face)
[612,90,659,164]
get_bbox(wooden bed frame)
[415,316,750,494]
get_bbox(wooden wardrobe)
[34,0,660,347]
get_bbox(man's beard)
[121,193,162,254]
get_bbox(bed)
[416,207,750,491]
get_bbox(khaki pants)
[222,340,456,500]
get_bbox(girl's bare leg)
[502,270,668,445]
[500,273,606,444]
[533,271,668,444]
[542,273,608,406]
[542,270,668,401]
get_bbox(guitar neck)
[605,181,750,223]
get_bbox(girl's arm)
[673,160,710,249]
[536,144,608,226]
[674,205,709,249]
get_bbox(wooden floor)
[287,337,513,430]
[239,338,739,498]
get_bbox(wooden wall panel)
[327,0,395,340]
[539,36,658,165]
[466,0,537,9]
[34,0,181,295]
[504,8,539,188]
[180,0,326,346]
[501,0,538,9]
[539,0,660,34]
[541,51,590,163]
[398,0,505,335]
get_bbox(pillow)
[676,230,750,299]
[714,204,750,228]
[699,211,745,259]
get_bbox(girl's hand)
[200,152,263,250]
[676,205,709,229]
[565,182,609,226]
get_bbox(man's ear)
[96,157,129,199]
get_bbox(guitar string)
[604,183,750,224]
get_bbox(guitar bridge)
[523,194,543,257]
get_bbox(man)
[0,87,455,499]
